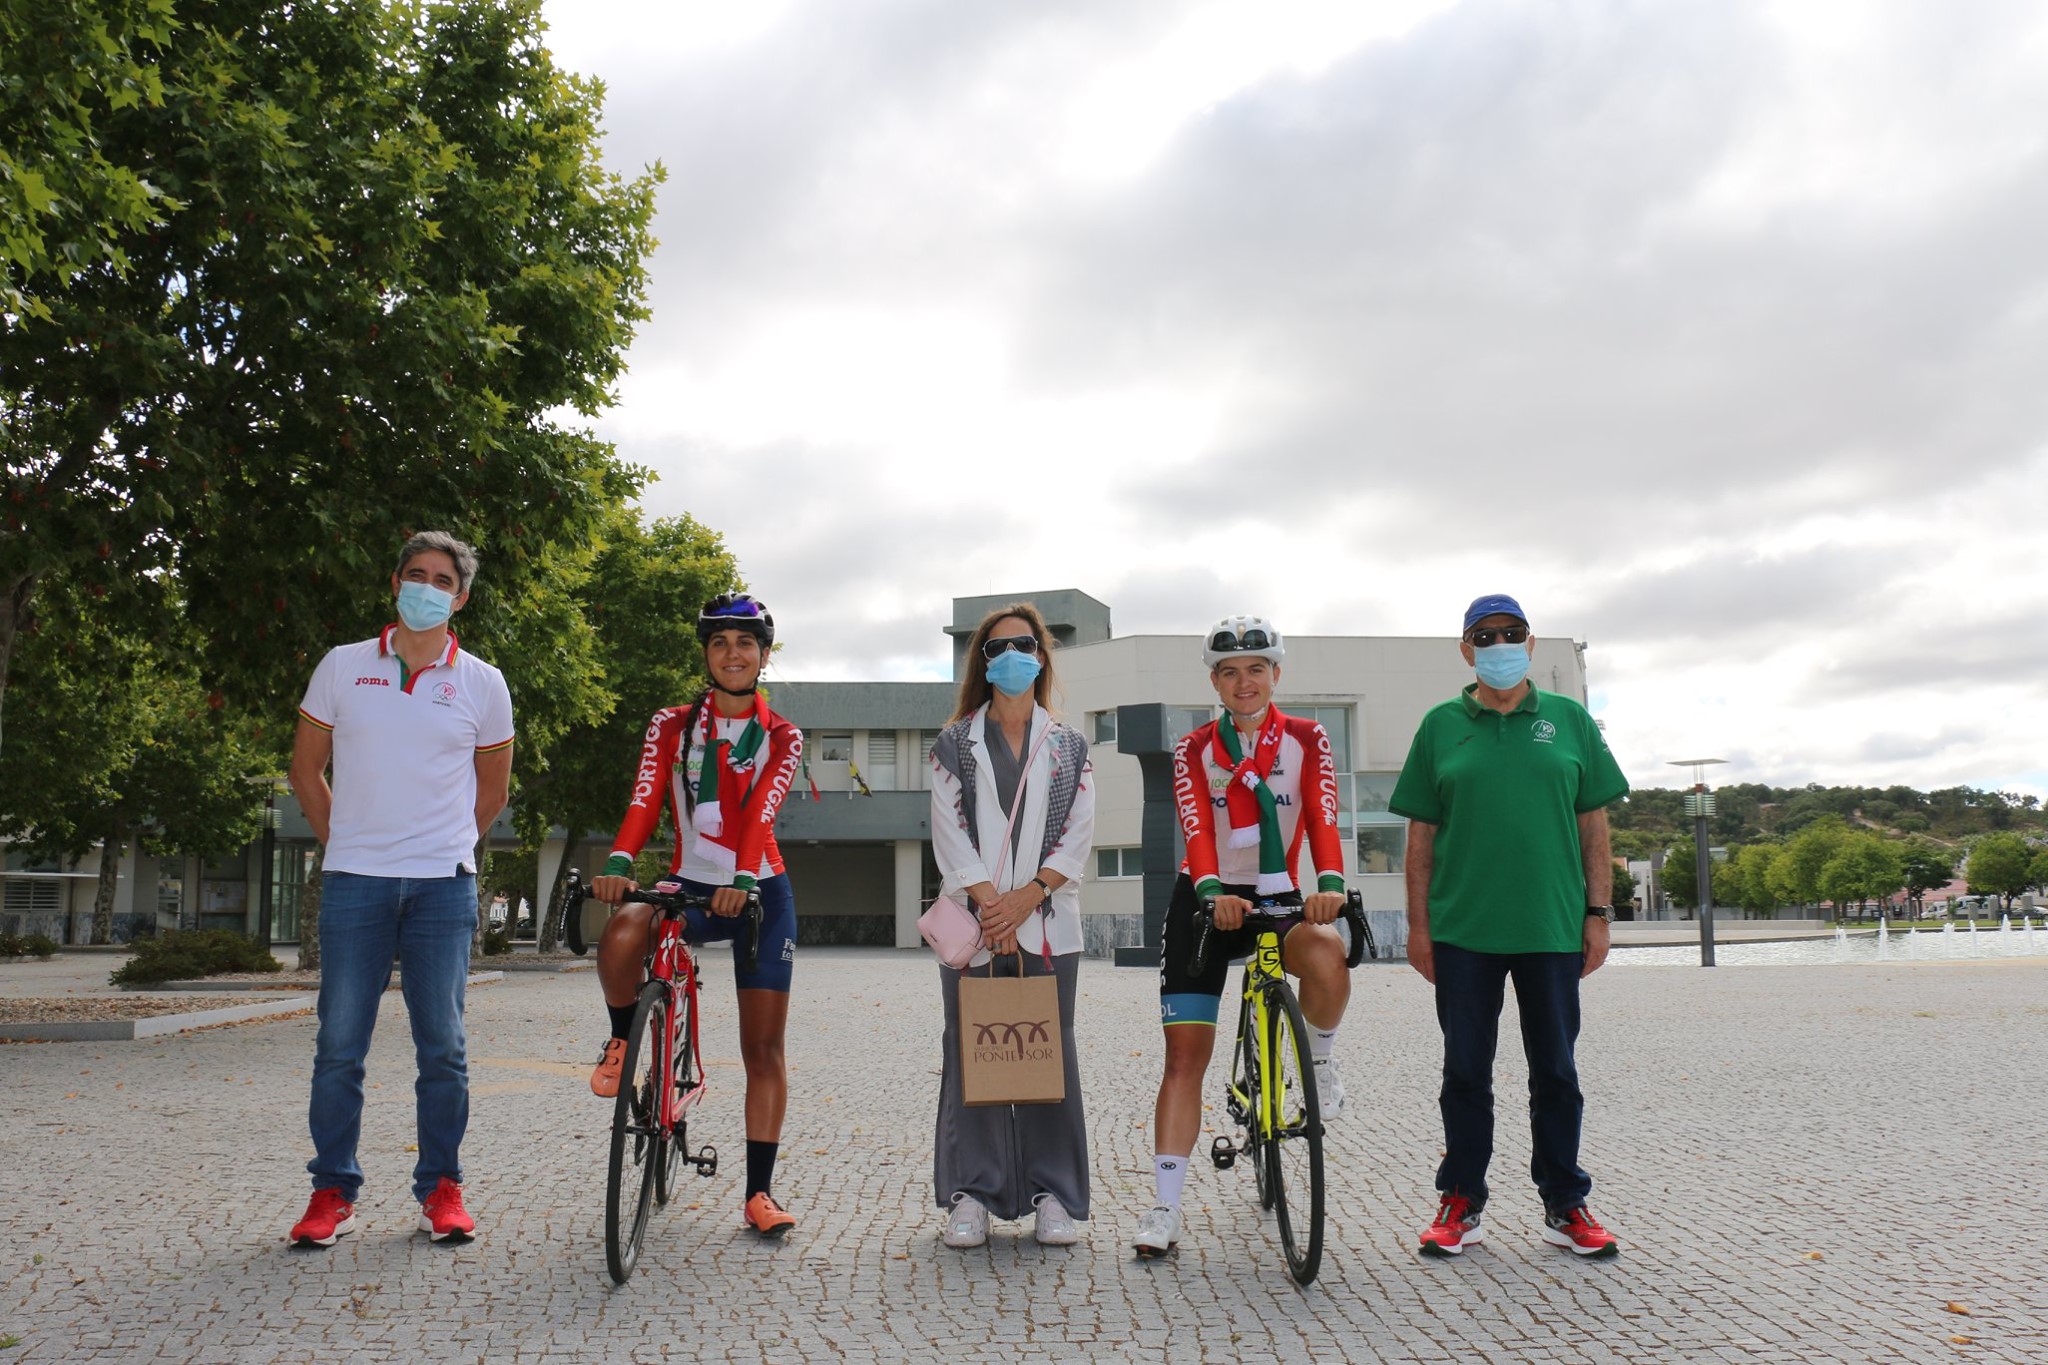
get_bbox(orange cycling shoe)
[589,1038,627,1097]
[743,1191,797,1237]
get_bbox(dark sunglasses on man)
[1208,627,1274,654]
[1466,625,1530,648]
[982,634,1041,660]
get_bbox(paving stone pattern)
[4,951,2047,1362]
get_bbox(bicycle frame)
[644,911,707,1128]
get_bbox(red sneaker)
[1419,1192,1484,1258]
[1543,1204,1619,1258]
[418,1178,476,1243]
[743,1191,796,1237]
[590,1038,627,1097]
[289,1188,357,1248]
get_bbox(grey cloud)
[1575,546,1920,646]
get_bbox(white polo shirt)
[299,626,515,878]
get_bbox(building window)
[2,878,63,917]
[867,732,898,791]
[1167,706,1213,745]
[1089,710,1118,744]
[919,730,939,788]
[1094,847,1142,880]
[1353,771,1404,874]
[817,733,853,764]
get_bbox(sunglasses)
[707,595,767,619]
[982,634,1041,660]
[1208,627,1274,654]
[1466,625,1530,647]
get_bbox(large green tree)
[1897,842,1957,915]
[0,576,269,941]
[1,0,660,756]
[1966,832,2035,910]
[1767,818,1851,909]
[1817,835,1904,919]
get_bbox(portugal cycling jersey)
[606,695,803,890]
[1171,706,1346,898]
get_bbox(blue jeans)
[1432,940,1591,1213]
[308,871,476,1203]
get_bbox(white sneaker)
[942,1194,989,1249]
[1132,1204,1181,1259]
[1314,1056,1346,1119]
[1032,1193,1080,1246]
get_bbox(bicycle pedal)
[693,1144,718,1177]
[1209,1135,1237,1171]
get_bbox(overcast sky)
[537,0,2048,796]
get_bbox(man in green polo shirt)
[1390,593,1629,1260]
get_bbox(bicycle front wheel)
[605,983,669,1284]
[1228,985,1274,1211]
[1262,980,1325,1286]
[652,981,697,1207]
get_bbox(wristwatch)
[1031,876,1054,904]
[1584,905,1614,923]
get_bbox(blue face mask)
[396,580,456,631]
[1472,641,1530,690]
[986,649,1042,698]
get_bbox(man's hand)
[709,886,751,919]
[591,874,638,906]
[1210,894,1250,932]
[1301,890,1343,925]
[1407,935,1436,984]
[1580,916,1610,977]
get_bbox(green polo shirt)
[1389,685,1629,955]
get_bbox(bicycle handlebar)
[1189,889,1373,977]
[563,868,764,973]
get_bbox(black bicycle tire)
[605,984,667,1284]
[651,983,696,1207]
[1264,980,1325,1286]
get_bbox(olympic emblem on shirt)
[1532,719,1556,744]
[432,681,458,706]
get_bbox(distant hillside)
[1607,784,2048,847]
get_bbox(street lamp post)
[244,775,287,946]
[1668,758,1725,967]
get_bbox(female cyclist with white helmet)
[1132,614,1354,1259]
[586,592,805,1237]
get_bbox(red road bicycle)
[562,869,761,1284]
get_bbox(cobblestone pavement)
[5,948,2047,1363]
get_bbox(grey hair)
[395,531,479,595]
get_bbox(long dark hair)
[950,602,1059,722]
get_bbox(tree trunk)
[298,844,325,972]
[471,835,490,953]
[0,568,37,764]
[92,814,127,945]
[538,827,583,952]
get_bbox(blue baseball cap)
[1462,594,1528,633]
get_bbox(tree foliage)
[1,0,662,757]
[0,575,270,940]
[1816,835,1904,916]
[1966,833,2036,908]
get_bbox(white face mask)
[1473,641,1530,689]
[396,580,455,630]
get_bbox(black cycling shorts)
[1158,874,1303,1027]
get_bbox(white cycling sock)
[1310,1024,1339,1062]
[1154,1154,1188,1210]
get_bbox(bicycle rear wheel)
[652,982,697,1207]
[605,983,669,1284]
[1262,980,1324,1285]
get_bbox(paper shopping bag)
[957,957,1065,1106]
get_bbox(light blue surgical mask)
[1473,641,1530,690]
[396,580,456,631]
[986,649,1042,698]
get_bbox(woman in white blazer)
[927,602,1096,1248]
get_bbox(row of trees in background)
[0,1,723,946]
[1613,808,2048,919]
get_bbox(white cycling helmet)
[1202,614,1285,667]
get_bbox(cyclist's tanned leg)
[596,904,656,1009]
[736,989,790,1140]
[1283,924,1351,1031]
[1155,1024,1215,1157]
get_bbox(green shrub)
[110,929,282,986]
[0,931,59,958]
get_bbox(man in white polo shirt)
[286,531,514,1247]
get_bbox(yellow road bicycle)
[1198,890,1371,1286]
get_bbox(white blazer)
[928,703,1095,962]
